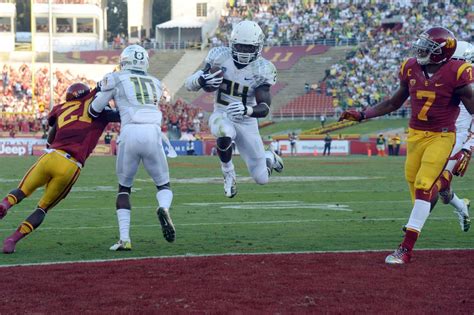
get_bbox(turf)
[0,155,472,265]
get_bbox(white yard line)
[0,247,472,268]
[0,216,459,232]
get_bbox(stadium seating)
[275,91,334,118]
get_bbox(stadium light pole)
[30,0,35,107]
[49,0,53,110]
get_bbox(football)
[202,66,223,92]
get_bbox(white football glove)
[226,101,253,121]
[200,70,223,88]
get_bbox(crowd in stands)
[0,64,206,137]
[216,1,472,47]
[323,0,472,110]
[219,0,471,112]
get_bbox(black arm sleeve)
[250,84,272,118]
[47,123,57,147]
[101,108,121,123]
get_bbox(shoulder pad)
[399,58,417,78]
[251,59,277,87]
[99,72,117,92]
[205,47,232,67]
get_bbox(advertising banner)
[277,140,349,156]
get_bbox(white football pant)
[116,124,170,187]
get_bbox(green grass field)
[0,155,472,266]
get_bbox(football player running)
[90,45,175,251]
[0,83,120,254]
[339,27,474,264]
[185,20,283,198]
[437,41,473,232]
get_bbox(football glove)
[199,70,223,89]
[338,110,365,122]
[227,101,252,121]
[452,149,472,177]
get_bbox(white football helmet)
[230,20,264,65]
[120,44,149,72]
[451,40,474,62]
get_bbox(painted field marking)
[0,216,459,232]
[135,176,384,184]
[0,247,472,269]
[185,201,352,211]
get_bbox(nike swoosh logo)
[244,77,252,80]
[435,83,444,87]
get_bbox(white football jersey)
[98,70,163,126]
[205,47,277,110]
[456,104,472,134]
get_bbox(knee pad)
[116,185,131,210]
[157,182,171,191]
[217,137,232,151]
[217,137,233,163]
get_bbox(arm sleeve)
[47,105,58,126]
[90,72,116,115]
[185,70,204,91]
[47,123,57,146]
[100,108,121,123]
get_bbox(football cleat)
[109,240,132,251]
[270,149,284,173]
[3,238,16,254]
[157,207,176,243]
[223,169,237,198]
[454,199,471,232]
[385,246,412,264]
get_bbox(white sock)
[406,199,431,232]
[449,193,466,213]
[116,208,131,242]
[156,189,173,209]
[221,161,234,173]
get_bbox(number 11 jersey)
[205,47,277,111]
[98,69,163,127]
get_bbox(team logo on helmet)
[445,38,455,49]
[134,51,144,60]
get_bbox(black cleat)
[157,207,176,242]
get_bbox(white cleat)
[385,246,411,265]
[223,169,237,198]
[109,240,132,251]
[271,150,284,173]
[454,199,471,232]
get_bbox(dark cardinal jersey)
[399,58,473,132]
[48,89,119,166]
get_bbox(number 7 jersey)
[205,47,277,110]
[399,58,473,132]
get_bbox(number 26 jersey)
[399,58,473,132]
[205,47,277,111]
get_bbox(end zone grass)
[0,155,472,265]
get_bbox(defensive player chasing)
[437,41,473,232]
[0,83,120,254]
[185,20,283,198]
[339,27,474,264]
[90,45,175,250]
